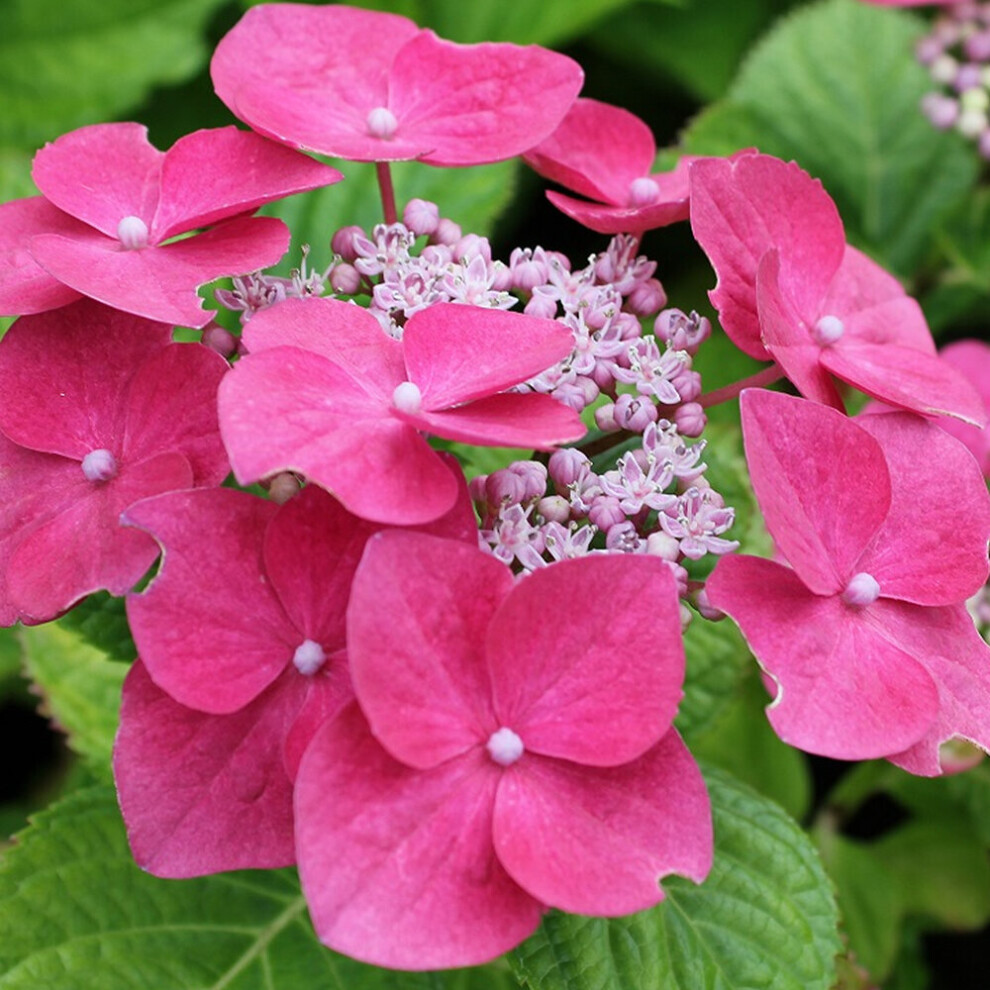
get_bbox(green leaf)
[0,628,22,693]
[57,592,136,664]
[511,766,840,990]
[0,0,231,150]
[0,786,519,989]
[19,622,126,779]
[680,0,978,275]
[260,159,518,276]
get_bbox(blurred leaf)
[680,0,978,275]
[512,765,840,990]
[0,786,519,989]
[0,628,22,692]
[19,622,125,780]
[261,159,518,275]
[57,592,136,664]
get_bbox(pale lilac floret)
[543,521,597,561]
[601,451,677,514]
[659,488,739,560]
[613,338,687,404]
[482,503,547,571]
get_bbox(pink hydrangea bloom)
[219,297,585,525]
[0,300,229,624]
[0,123,342,327]
[114,471,477,878]
[523,98,700,234]
[690,153,986,425]
[211,3,584,166]
[935,340,990,475]
[706,389,990,774]
[295,533,712,969]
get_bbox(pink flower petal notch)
[219,297,585,525]
[115,468,477,878]
[0,122,342,327]
[0,299,229,626]
[211,3,584,166]
[690,153,986,426]
[706,388,990,772]
[295,532,712,970]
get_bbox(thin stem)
[376,161,398,225]
[698,363,785,409]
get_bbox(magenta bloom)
[690,153,985,425]
[0,300,228,625]
[211,3,583,167]
[219,297,585,525]
[295,533,712,969]
[0,123,342,327]
[936,340,990,476]
[706,389,990,774]
[523,98,698,234]
[115,474,478,878]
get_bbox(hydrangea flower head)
[295,533,712,969]
[706,389,990,773]
[211,3,584,166]
[0,123,342,327]
[219,297,585,524]
[690,153,986,425]
[0,300,229,624]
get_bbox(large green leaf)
[681,0,978,275]
[511,766,840,990]
[0,786,519,989]
[260,159,518,276]
[57,592,136,664]
[19,622,126,779]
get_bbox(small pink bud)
[117,216,149,251]
[431,218,462,246]
[524,288,558,320]
[487,727,524,766]
[614,393,658,432]
[589,495,626,531]
[548,448,591,489]
[625,277,667,317]
[486,469,528,507]
[331,225,365,261]
[594,403,619,432]
[453,234,491,263]
[536,495,571,524]
[674,402,706,437]
[646,531,680,561]
[813,314,845,347]
[420,243,452,266]
[490,261,513,291]
[268,472,301,505]
[330,263,361,295]
[842,572,881,607]
[293,639,326,676]
[509,461,548,501]
[468,474,488,506]
[922,93,960,130]
[670,369,702,402]
[81,448,117,483]
[693,587,725,622]
[392,380,422,415]
[573,375,600,406]
[201,323,237,358]
[402,198,439,236]
[628,176,661,207]
[938,738,986,775]
[366,106,399,139]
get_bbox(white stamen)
[117,215,149,250]
[392,380,422,415]
[842,572,881,607]
[813,314,845,347]
[628,176,661,206]
[293,639,326,676]
[366,106,399,140]
[487,727,524,766]
[81,448,117,483]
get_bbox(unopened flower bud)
[201,323,237,358]
[366,106,398,139]
[614,393,658,432]
[595,403,619,432]
[329,263,361,295]
[486,469,528,507]
[646,531,680,561]
[931,53,960,85]
[548,448,591,489]
[524,288,558,320]
[625,277,667,317]
[431,218,461,246]
[268,472,301,505]
[468,474,489,507]
[628,176,661,206]
[956,64,985,94]
[589,495,626,531]
[331,225,365,261]
[453,233,492,263]
[693,587,725,621]
[536,495,571,524]
[117,215,149,251]
[922,92,960,130]
[670,369,702,402]
[675,402,706,437]
[509,461,548,501]
[402,198,439,236]
[81,448,117,483]
[842,572,881,607]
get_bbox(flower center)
[80,448,117,483]
[813,314,844,347]
[392,380,422,415]
[628,176,661,206]
[842,572,880,607]
[117,215,149,250]
[366,106,399,140]
[486,726,524,766]
[293,639,326,676]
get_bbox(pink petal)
[0,197,84,314]
[32,122,163,236]
[152,127,342,242]
[9,451,192,622]
[31,215,290,328]
[706,555,940,759]
[855,412,990,604]
[122,342,229,486]
[522,97,657,205]
[822,338,988,426]
[0,299,171,459]
[689,154,845,360]
[211,5,422,161]
[543,190,690,235]
[124,488,293,714]
[413,392,585,449]
[347,532,513,768]
[295,705,542,970]
[871,600,990,775]
[403,304,575,410]
[937,340,990,475]
[487,555,684,766]
[388,31,584,167]
[240,297,405,396]
[114,662,299,878]
[493,732,711,914]
[756,250,844,409]
[740,388,890,595]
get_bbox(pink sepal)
[937,340,990,476]
[493,732,711,915]
[544,189,690,235]
[295,704,543,971]
[114,661,298,878]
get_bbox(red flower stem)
[698,363,785,409]
[376,161,398,225]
